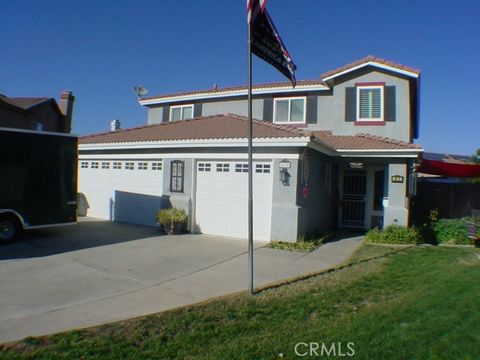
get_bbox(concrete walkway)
[0,219,363,343]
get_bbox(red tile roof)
[139,56,419,103]
[140,79,327,102]
[80,114,421,151]
[309,130,421,150]
[80,114,306,144]
[321,55,421,80]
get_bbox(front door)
[340,170,367,228]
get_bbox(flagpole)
[247,18,254,296]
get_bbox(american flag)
[246,0,296,86]
[247,0,268,24]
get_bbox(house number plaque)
[391,175,404,183]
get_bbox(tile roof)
[80,114,306,144]
[423,152,477,165]
[321,55,421,80]
[140,55,419,104]
[309,130,421,150]
[80,114,421,152]
[140,79,327,102]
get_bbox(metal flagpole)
[247,17,254,295]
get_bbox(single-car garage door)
[195,160,273,241]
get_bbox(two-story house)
[78,56,423,242]
[0,91,75,133]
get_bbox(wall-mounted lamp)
[279,159,291,185]
[349,162,364,169]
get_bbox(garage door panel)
[195,161,273,241]
[78,161,163,226]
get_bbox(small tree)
[468,148,480,184]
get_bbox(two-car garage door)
[195,161,273,241]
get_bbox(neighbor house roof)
[419,152,480,178]
[80,114,421,152]
[0,95,51,110]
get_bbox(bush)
[434,218,471,245]
[365,225,421,244]
[156,208,187,234]
[269,234,331,252]
[417,209,439,245]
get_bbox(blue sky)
[2,0,479,155]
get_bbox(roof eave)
[79,136,312,150]
[139,85,329,106]
[322,61,420,82]
[336,148,424,158]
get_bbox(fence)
[411,181,480,224]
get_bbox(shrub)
[365,228,384,243]
[269,234,330,252]
[434,218,471,245]
[417,209,439,245]
[365,225,420,244]
[156,208,188,234]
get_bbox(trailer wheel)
[0,216,20,244]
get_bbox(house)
[0,91,75,133]
[78,56,423,242]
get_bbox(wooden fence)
[411,181,480,224]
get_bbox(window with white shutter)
[356,86,383,121]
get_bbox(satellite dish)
[132,85,148,98]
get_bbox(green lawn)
[1,245,479,359]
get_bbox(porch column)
[384,163,409,226]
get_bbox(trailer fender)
[0,210,26,229]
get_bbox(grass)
[268,234,331,252]
[1,245,479,359]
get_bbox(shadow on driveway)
[0,218,169,261]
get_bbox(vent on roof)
[110,119,121,132]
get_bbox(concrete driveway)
[0,217,362,343]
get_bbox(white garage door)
[78,160,163,226]
[195,161,273,241]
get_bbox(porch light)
[279,159,291,185]
[349,162,364,169]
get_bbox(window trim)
[273,96,306,124]
[170,160,185,193]
[170,104,194,121]
[355,84,384,122]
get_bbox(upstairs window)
[356,85,383,121]
[170,104,194,121]
[273,97,305,124]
